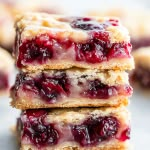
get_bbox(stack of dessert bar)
[11,13,134,150]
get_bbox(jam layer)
[14,13,134,71]
[17,108,130,149]
[11,70,132,109]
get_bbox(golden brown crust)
[20,141,128,150]
[11,96,128,110]
[18,104,128,114]
[19,58,134,72]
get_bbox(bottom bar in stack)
[17,107,130,150]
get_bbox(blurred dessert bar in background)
[132,47,150,88]
[11,69,132,109]
[0,47,14,95]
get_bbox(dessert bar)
[11,69,132,109]
[17,107,130,150]
[131,47,150,87]
[14,13,134,71]
[0,47,14,94]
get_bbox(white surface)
[0,88,150,150]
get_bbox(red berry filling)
[118,128,130,142]
[82,79,118,99]
[72,116,119,146]
[16,17,131,68]
[21,110,59,148]
[17,34,53,67]
[13,72,70,103]
[75,31,131,63]
[12,72,132,104]
[0,72,8,90]
[18,109,129,148]
[39,72,70,103]
[82,79,132,99]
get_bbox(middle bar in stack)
[11,13,134,150]
[11,69,132,109]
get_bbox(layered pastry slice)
[11,69,132,109]
[126,11,150,50]
[0,47,14,95]
[14,13,134,71]
[131,47,150,88]
[17,107,130,150]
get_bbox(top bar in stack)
[14,13,134,71]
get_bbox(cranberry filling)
[75,32,131,63]
[19,109,127,148]
[118,128,130,142]
[72,116,119,146]
[82,79,118,99]
[12,72,132,103]
[0,72,8,90]
[17,34,53,67]
[13,72,70,103]
[38,72,70,103]
[21,109,59,148]
[131,65,150,87]
[16,17,131,68]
